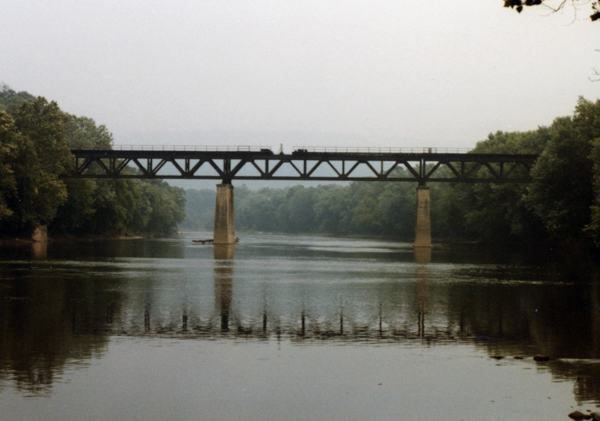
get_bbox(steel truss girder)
[68,150,538,183]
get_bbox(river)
[0,233,599,420]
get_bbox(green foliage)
[525,99,599,243]
[0,97,71,235]
[0,112,18,221]
[431,97,600,245]
[51,114,115,235]
[585,139,600,244]
[0,84,36,113]
[50,109,186,237]
[181,189,216,231]
[142,180,186,235]
[63,115,113,150]
[236,186,287,232]
[0,87,186,238]
[207,175,417,239]
[430,130,548,243]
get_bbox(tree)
[587,138,600,244]
[51,115,114,235]
[180,189,216,231]
[0,87,187,238]
[142,180,186,235]
[0,98,72,236]
[525,99,600,243]
[313,185,355,235]
[63,115,113,150]
[276,186,317,233]
[0,83,36,112]
[504,0,600,22]
[0,112,19,221]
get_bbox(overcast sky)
[2,1,600,150]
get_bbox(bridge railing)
[112,145,272,152]
[109,145,476,154]
[293,146,472,154]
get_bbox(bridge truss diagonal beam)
[67,150,539,184]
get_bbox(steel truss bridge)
[68,146,539,184]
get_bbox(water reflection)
[414,246,431,264]
[0,269,112,394]
[214,245,234,331]
[0,236,600,404]
[415,265,429,338]
[31,241,47,260]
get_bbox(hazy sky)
[2,1,600,150]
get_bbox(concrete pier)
[414,186,432,248]
[214,183,235,245]
[32,225,48,242]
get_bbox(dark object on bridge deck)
[533,354,550,361]
[292,148,308,155]
[260,148,274,155]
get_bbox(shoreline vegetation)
[0,233,156,246]
[2,85,600,250]
[0,85,186,240]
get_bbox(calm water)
[1,233,599,420]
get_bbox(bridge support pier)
[414,185,432,249]
[214,183,236,245]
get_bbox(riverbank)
[0,232,181,246]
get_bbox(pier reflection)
[415,266,429,338]
[214,245,234,331]
[0,241,600,404]
[414,247,431,264]
[31,241,47,260]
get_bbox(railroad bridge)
[67,146,539,249]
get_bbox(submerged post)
[414,185,432,248]
[214,183,235,245]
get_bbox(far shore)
[0,232,180,246]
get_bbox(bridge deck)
[67,149,539,183]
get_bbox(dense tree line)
[0,85,185,238]
[183,98,600,247]
[445,97,600,246]
[182,179,417,239]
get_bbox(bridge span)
[67,146,539,250]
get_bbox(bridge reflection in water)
[1,240,600,403]
[214,245,234,331]
[207,247,432,342]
